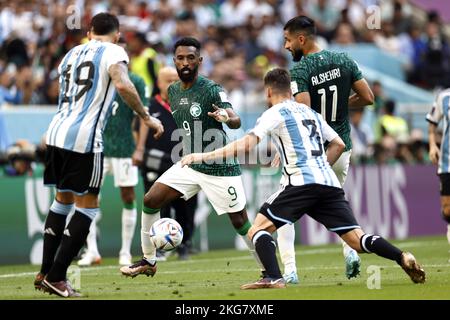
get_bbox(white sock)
[86,213,101,257]
[120,207,137,257]
[141,209,160,265]
[342,238,357,258]
[277,224,297,275]
[241,235,265,272]
[447,224,450,245]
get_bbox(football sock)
[252,230,282,279]
[85,213,101,257]
[120,201,137,256]
[141,206,160,265]
[46,208,97,282]
[360,234,402,264]
[342,239,359,258]
[40,200,73,274]
[277,224,297,275]
[236,221,265,272]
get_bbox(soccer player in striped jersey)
[181,68,425,289]
[278,15,375,283]
[427,88,450,262]
[34,13,163,298]
[120,37,265,278]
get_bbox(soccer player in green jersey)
[120,37,264,278]
[78,72,149,267]
[277,15,375,283]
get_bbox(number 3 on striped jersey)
[317,85,338,122]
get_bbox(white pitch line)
[0,239,446,279]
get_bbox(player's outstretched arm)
[109,62,164,139]
[181,133,260,166]
[428,122,440,165]
[349,78,375,108]
[208,104,241,129]
[326,136,345,166]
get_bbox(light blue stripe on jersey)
[47,49,74,144]
[279,108,315,184]
[442,96,450,172]
[51,44,88,145]
[64,46,105,151]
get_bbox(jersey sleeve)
[250,109,284,140]
[426,92,444,125]
[345,53,363,83]
[211,84,233,109]
[104,45,130,71]
[290,65,309,96]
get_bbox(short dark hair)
[385,100,396,114]
[264,68,291,94]
[283,15,316,37]
[90,13,119,35]
[173,37,201,54]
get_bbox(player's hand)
[132,148,144,166]
[271,152,281,167]
[429,144,440,165]
[208,104,229,123]
[181,153,203,167]
[144,116,164,140]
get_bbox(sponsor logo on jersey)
[190,102,202,117]
[180,98,189,105]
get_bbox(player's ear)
[114,32,121,44]
[87,31,91,40]
[198,56,203,65]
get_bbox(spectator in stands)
[421,21,450,89]
[128,31,161,97]
[376,100,409,143]
[332,22,357,45]
[350,106,374,164]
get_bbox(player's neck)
[270,94,291,106]
[180,75,199,90]
[89,35,114,43]
[303,43,322,56]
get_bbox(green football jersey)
[290,50,363,151]
[103,72,149,157]
[168,75,241,176]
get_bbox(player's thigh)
[147,162,201,206]
[310,185,360,235]
[103,157,113,176]
[197,174,247,215]
[259,184,315,229]
[332,150,351,186]
[111,158,138,188]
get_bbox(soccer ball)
[149,218,183,251]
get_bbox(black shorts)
[439,173,450,196]
[260,184,359,235]
[44,145,104,195]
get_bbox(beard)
[291,48,304,62]
[177,65,198,83]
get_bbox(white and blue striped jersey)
[251,99,341,188]
[426,88,450,174]
[45,39,129,153]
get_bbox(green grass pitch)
[1,235,449,300]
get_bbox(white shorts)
[332,150,351,187]
[103,157,138,187]
[156,162,246,215]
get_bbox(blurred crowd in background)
[0,0,447,175]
